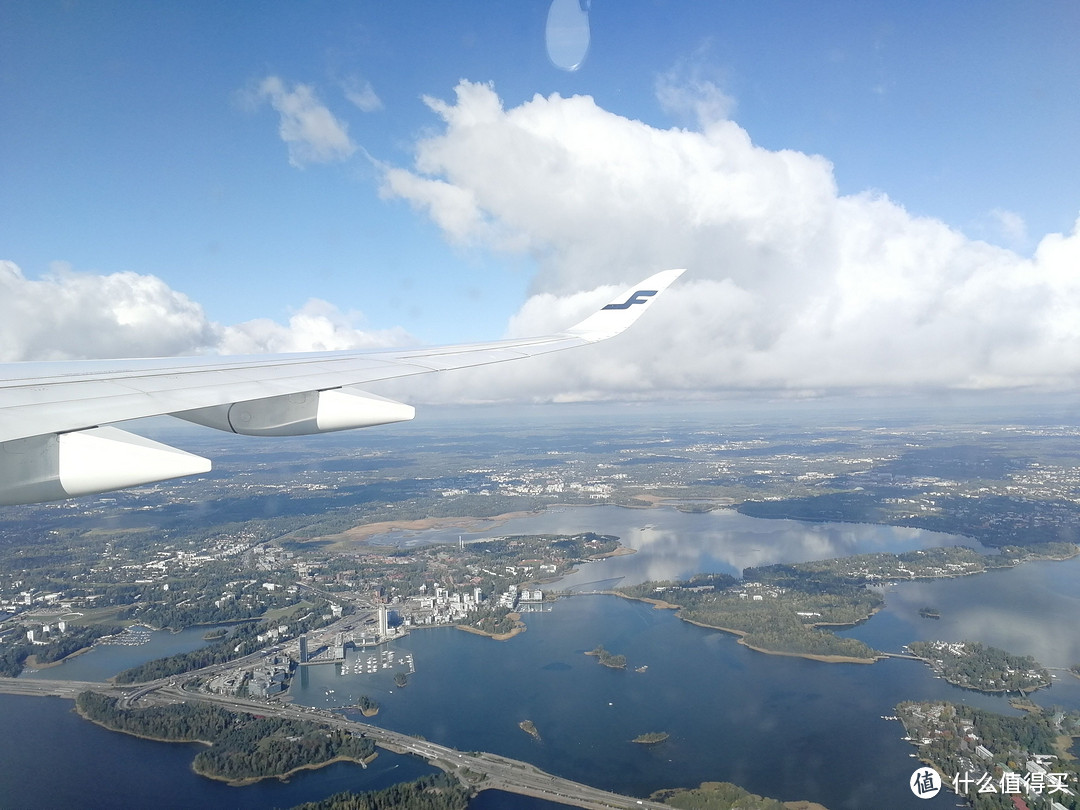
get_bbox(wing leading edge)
[0,269,684,504]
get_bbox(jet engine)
[173,388,415,436]
[0,426,211,505]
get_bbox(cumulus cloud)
[0,261,217,361]
[0,261,409,362]
[379,80,1080,401]
[255,76,356,167]
[219,299,410,355]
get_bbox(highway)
[0,675,667,810]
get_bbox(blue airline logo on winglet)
[602,290,657,310]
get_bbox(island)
[632,732,669,745]
[918,606,940,619]
[519,720,541,740]
[75,692,376,785]
[907,640,1051,693]
[586,645,627,669]
[393,672,408,688]
[354,695,380,717]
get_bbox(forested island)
[586,645,627,669]
[354,695,379,717]
[907,640,1051,693]
[75,692,375,784]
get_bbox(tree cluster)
[288,774,471,810]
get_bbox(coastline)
[454,612,526,641]
[194,752,378,787]
[75,705,216,747]
[25,645,95,669]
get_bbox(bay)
[376,504,986,590]
[19,624,235,683]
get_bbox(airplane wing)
[0,269,684,504]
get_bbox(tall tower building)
[377,604,389,638]
[298,636,308,664]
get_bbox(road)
[0,676,667,810]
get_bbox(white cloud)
[655,60,736,128]
[342,76,383,113]
[255,76,356,167]
[989,207,1028,246]
[0,261,409,362]
[378,80,1080,401]
[0,261,217,361]
[219,299,411,354]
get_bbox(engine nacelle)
[0,426,212,505]
[173,388,415,436]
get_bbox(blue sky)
[2,2,1080,399]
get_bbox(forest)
[649,780,792,809]
[288,774,471,810]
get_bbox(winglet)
[565,269,685,341]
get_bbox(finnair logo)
[603,290,657,310]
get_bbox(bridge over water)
[0,676,666,809]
